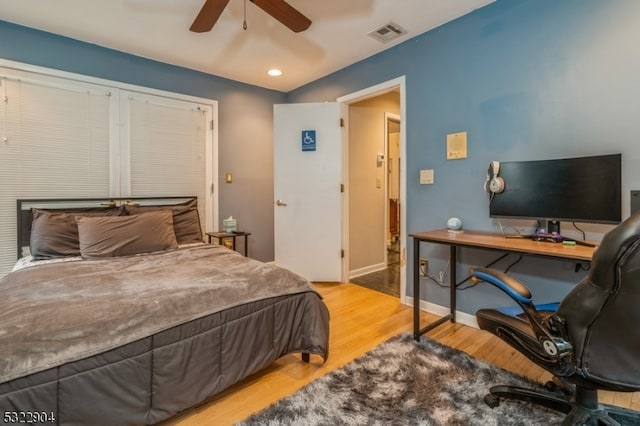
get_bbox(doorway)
[386,113,401,247]
[385,112,401,293]
[339,79,405,302]
[272,77,406,300]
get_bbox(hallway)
[350,240,400,297]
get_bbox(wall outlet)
[419,258,428,276]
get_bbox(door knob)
[275,199,288,206]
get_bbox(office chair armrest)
[473,267,574,366]
[472,267,533,304]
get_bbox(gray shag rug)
[239,333,565,425]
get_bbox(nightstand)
[206,231,251,256]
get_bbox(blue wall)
[0,20,286,262]
[3,0,640,314]
[288,0,640,312]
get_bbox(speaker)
[632,190,640,216]
[484,161,504,194]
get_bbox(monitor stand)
[546,220,561,234]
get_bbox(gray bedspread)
[0,244,327,384]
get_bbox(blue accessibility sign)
[302,130,316,152]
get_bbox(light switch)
[225,172,232,183]
[376,177,382,188]
[420,169,434,185]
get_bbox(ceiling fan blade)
[190,0,231,33]
[250,0,311,33]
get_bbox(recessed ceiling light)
[268,69,283,77]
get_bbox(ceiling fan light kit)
[190,0,311,33]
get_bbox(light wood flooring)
[165,282,640,425]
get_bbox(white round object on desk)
[446,217,463,232]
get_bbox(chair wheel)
[484,393,501,408]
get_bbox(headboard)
[17,196,198,259]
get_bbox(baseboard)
[349,262,386,280]
[405,296,479,329]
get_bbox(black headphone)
[484,161,504,194]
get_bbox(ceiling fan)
[190,0,312,33]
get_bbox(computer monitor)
[489,153,622,233]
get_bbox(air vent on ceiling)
[367,22,407,43]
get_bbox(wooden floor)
[165,282,640,425]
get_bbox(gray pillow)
[124,199,203,244]
[76,210,179,259]
[30,207,123,260]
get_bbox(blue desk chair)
[473,211,640,425]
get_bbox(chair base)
[485,385,640,426]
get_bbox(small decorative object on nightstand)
[223,216,237,233]
[206,231,251,256]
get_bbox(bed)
[0,197,330,425]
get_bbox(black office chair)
[473,211,640,425]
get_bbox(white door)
[274,102,344,282]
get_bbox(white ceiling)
[0,0,493,92]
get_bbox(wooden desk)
[410,229,596,340]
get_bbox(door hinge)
[341,249,345,258]
[210,120,214,131]
[340,183,344,193]
[210,183,214,194]
[340,118,344,127]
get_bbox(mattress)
[0,245,330,425]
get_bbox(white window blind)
[0,77,111,274]
[127,95,207,212]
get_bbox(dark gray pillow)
[124,199,203,244]
[30,207,123,260]
[76,210,179,259]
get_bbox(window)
[127,94,207,210]
[0,62,217,276]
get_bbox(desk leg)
[450,245,457,323]
[413,238,455,340]
[413,238,420,340]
